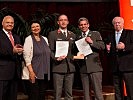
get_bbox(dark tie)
[8,32,14,46]
[83,33,86,37]
[63,32,67,37]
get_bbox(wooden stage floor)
[17,86,115,100]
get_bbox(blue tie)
[116,32,120,44]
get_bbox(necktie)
[83,33,86,37]
[116,32,120,45]
[8,32,14,46]
[63,32,67,37]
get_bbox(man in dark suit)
[106,16,133,100]
[76,17,105,100]
[0,15,23,100]
[48,14,76,100]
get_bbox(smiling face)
[78,18,89,33]
[57,15,69,29]
[2,15,14,32]
[112,17,124,32]
[31,22,41,35]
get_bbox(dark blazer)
[76,31,105,73]
[0,30,22,80]
[48,30,76,73]
[106,29,133,72]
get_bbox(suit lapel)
[66,31,71,39]
[112,30,126,46]
[13,34,18,45]
[2,31,13,47]
[78,31,92,39]
[1,31,13,53]
[57,30,71,40]
[57,31,65,40]
[87,31,92,37]
[2,31,20,48]
[76,32,83,39]
[119,30,126,43]
[113,33,116,45]
[66,31,75,41]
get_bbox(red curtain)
[123,81,127,96]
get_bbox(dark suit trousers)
[53,73,74,100]
[0,80,17,100]
[113,72,133,100]
[27,79,48,100]
[80,72,103,100]
[124,72,133,100]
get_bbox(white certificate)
[75,38,93,56]
[55,41,69,57]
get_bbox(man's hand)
[57,55,66,61]
[116,42,125,50]
[106,43,111,53]
[13,44,23,54]
[85,37,93,44]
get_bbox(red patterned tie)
[8,32,14,46]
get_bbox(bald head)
[2,15,14,32]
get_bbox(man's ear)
[57,21,59,25]
[88,24,90,28]
[67,21,69,24]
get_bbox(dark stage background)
[0,1,120,89]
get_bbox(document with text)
[55,41,69,57]
[75,38,93,56]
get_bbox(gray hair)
[112,16,124,25]
[78,17,89,24]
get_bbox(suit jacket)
[76,31,105,73]
[0,30,22,80]
[106,29,133,72]
[48,30,76,73]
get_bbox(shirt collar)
[115,29,123,34]
[59,28,67,33]
[82,29,90,35]
[3,28,10,37]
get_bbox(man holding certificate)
[48,14,76,100]
[76,17,105,100]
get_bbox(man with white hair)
[106,16,133,100]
